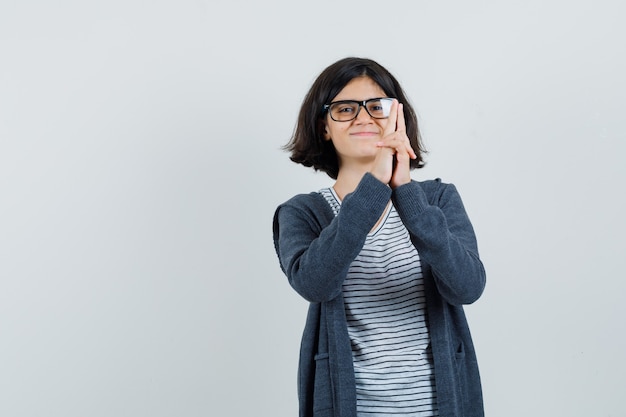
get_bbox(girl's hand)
[372,100,416,188]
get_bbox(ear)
[323,124,331,141]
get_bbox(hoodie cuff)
[392,180,430,220]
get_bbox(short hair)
[284,57,426,179]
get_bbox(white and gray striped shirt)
[320,187,438,416]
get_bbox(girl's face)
[323,76,391,170]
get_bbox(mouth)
[350,131,379,138]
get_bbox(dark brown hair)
[284,57,426,179]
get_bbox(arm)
[392,181,486,305]
[273,173,392,303]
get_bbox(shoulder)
[414,177,460,204]
[416,177,444,192]
[273,191,334,233]
[277,191,328,213]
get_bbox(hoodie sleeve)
[273,173,392,303]
[391,180,486,305]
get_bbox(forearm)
[392,181,486,305]
[275,173,392,302]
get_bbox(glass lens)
[366,98,392,119]
[329,102,359,121]
[327,98,393,121]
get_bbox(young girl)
[273,57,486,417]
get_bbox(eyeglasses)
[323,97,394,122]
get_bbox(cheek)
[377,119,390,131]
[325,123,346,140]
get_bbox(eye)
[328,101,361,121]
[367,99,392,118]
[367,100,385,116]
[335,104,356,113]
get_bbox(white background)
[1,1,624,416]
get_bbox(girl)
[273,57,486,417]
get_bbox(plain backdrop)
[1,1,624,416]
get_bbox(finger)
[396,103,406,133]
[383,99,398,137]
[376,140,398,158]
[405,138,417,160]
[397,103,417,159]
[377,136,407,160]
[390,147,412,188]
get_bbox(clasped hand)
[370,100,417,188]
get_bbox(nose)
[354,103,373,123]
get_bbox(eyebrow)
[329,97,388,103]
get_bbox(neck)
[332,164,375,201]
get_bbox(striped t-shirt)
[320,187,438,416]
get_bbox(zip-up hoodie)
[273,173,486,417]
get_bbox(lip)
[350,131,379,137]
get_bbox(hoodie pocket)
[313,352,333,413]
[454,341,468,414]
[455,341,466,362]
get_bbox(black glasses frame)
[323,97,394,122]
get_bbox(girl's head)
[285,57,426,179]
